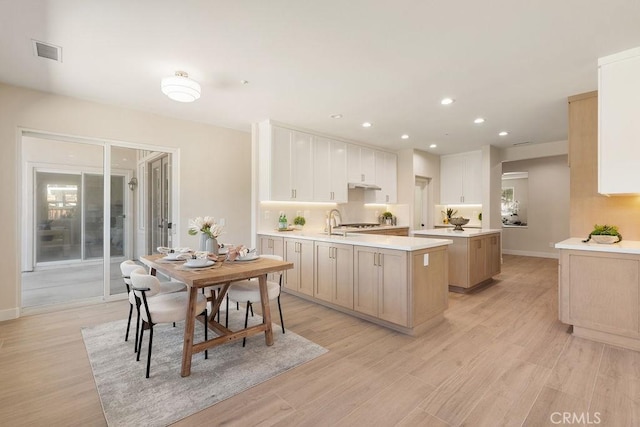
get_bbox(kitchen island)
[257,230,452,335]
[556,238,640,351]
[413,228,502,292]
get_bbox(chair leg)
[134,302,141,353]
[242,302,250,347]
[225,295,229,328]
[137,324,144,361]
[277,295,285,334]
[145,326,153,378]
[125,303,133,342]
[249,302,254,317]
[204,308,208,360]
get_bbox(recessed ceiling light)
[474,118,485,124]
[429,144,437,148]
[440,98,454,105]
[330,114,343,119]
[401,134,409,139]
[362,122,372,128]
[499,131,509,136]
[240,80,249,85]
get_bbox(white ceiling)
[2,0,640,154]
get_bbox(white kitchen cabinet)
[313,137,348,202]
[347,144,376,185]
[314,241,353,309]
[354,246,408,326]
[368,150,397,204]
[440,150,482,204]
[598,47,640,194]
[283,238,314,296]
[258,122,314,201]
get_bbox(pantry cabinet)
[598,47,640,194]
[440,150,482,204]
[314,241,353,309]
[313,137,348,202]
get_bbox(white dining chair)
[120,260,186,353]
[226,254,285,347]
[130,268,207,378]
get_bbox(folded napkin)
[226,245,255,261]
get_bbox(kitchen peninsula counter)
[556,238,640,351]
[413,228,502,292]
[257,231,452,335]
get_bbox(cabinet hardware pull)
[361,173,365,182]
[373,252,378,266]
[379,253,384,267]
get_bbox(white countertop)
[258,230,452,251]
[334,224,409,232]
[555,237,640,254]
[412,228,502,238]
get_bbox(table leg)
[181,286,198,377]
[258,274,274,346]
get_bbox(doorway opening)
[414,176,430,230]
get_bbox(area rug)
[81,310,327,427]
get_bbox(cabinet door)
[314,242,334,302]
[347,144,362,183]
[360,147,375,185]
[385,152,397,203]
[271,127,292,201]
[463,150,483,204]
[330,140,348,202]
[598,50,640,194]
[283,239,299,292]
[298,239,315,296]
[333,243,354,309]
[313,137,332,202]
[354,247,378,316]
[371,151,398,204]
[488,234,501,276]
[440,154,464,204]
[291,131,314,200]
[469,236,488,285]
[259,235,284,282]
[378,249,408,326]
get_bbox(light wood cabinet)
[598,47,640,195]
[440,150,482,204]
[258,235,284,282]
[313,137,348,202]
[559,248,640,350]
[283,238,314,296]
[314,241,353,309]
[469,236,488,286]
[352,227,409,237]
[354,246,408,326]
[347,144,376,185]
[259,123,314,201]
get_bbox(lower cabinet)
[353,246,408,326]
[283,238,314,296]
[314,241,353,309]
[259,235,284,282]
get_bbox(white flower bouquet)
[187,216,224,239]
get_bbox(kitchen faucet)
[327,209,342,236]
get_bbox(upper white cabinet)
[259,122,314,201]
[598,47,640,195]
[347,145,376,185]
[440,150,482,204]
[313,137,348,202]
[368,150,397,204]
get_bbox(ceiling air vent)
[32,39,62,62]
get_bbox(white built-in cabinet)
[314,241,353,309]
[369,150,397,204]
[347,144,376,185]
[267,126,314,201]
[313,137,348,202]
[440,150,482,204]
[598,47,640,195]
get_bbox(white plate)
[161,256,183,261]
[218,247,229,255]
[235,254,259,262]
[183,260,215,268]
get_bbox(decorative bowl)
[449,217,470,231]
[590,235,620,244]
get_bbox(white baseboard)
[502,249,559,259]
[0,307,20,322]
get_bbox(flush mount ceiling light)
[429,144,437,148]
[161,71,201,102]
[440,97,454,105]
[362,122,372,128]
[498,131,509,136]
[330,114,343,119]
[474,117,485,124]
[401,134,409,139]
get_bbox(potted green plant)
[382,211,393,225]
[293,215,306,229]
[584,224,622,244]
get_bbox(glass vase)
[199,234,218,255]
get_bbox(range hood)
[348,182,381,190]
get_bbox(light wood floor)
[1,255,637,426]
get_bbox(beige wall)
[0,83,251,320]
[502,155,570,257]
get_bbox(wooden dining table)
[140,253,293,377]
